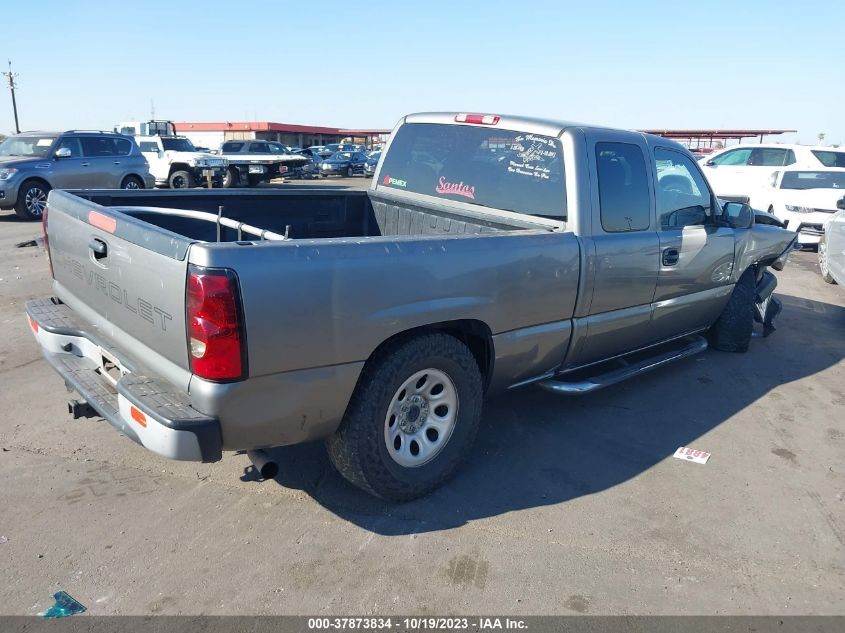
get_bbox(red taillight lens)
[186,266,246,381]
[42,203,54,278]
[454,113,500,125]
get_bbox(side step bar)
[537,334,708,395]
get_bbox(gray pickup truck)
[26,112,796,501]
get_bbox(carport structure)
[640,128,797,152]
[174,121,391,151]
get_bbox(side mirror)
[705,159,715,166]
[837,197,845,211]
[55,147,72,159]
[723,202,754,229]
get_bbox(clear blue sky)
[2,0,842,144]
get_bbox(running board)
[537,334,708,395]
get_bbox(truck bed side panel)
[190,231,582,379]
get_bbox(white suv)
[700,144,845,203]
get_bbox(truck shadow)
[259,292,845,535]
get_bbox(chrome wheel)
[384,368,459,468]
[819,239,830,277]
[123,178,141,189]
[24,186,48,217]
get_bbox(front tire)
[819,235,837,284]
[168,170,195,189]
[347,166,354,177]
[14,180,50,220]
[326,332,483,502]
[708,269,755,352]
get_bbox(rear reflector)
[130,405,147,428]
[455,113,500,125]
[187,266,246,381]
[88,210,116,233]
[28,315,39,333]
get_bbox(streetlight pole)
[2,60,21,134]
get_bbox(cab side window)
[55,137,82,158]
[250,142,269,153]
[139,141,159,153]
[596,142,651,233]
[655,148,713,228]
[710,148,751,166]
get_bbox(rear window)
[812,150,845,168]
[378,123,566,219]
[223,142,244,152]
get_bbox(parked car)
[294,148,324,178]
[220,140,309,185]
[819,196,845,284]
[26,111,795,501]
[307,145,333,159]
[320,151,367,177]
[0,130,154,219]
[363,150,381,177]
[700,144,845,203]
[747,169,845,248]
[135,135,228,189]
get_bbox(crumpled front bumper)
[25,297,221,463]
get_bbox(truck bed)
[72,188,551,243]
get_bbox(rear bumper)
[25,297,222,463]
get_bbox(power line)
[2,60,20,134]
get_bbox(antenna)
[2,60,20,133]
[151,98,155,120]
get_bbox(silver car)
[0,131,154,220]
[819,196,845,285]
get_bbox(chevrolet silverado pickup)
[26,112,796,501]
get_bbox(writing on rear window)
[379,123,566,219]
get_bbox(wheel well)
[121,174,143,184]
[168,164,191,175]
[18,176,51,191]
[370,320,494,391]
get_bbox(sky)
[1,0,842,145]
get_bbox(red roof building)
[174,121,392,149]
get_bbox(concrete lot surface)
[0,192,843,615]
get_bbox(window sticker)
[507,134,558,180]
[382,175,407,188]
[435,176,475,200]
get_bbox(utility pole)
[2,60,20,133]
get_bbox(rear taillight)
[455,113,500,125]
[186,265,246,381]
[42,203,53,278]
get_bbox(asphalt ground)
[0,192,843,615]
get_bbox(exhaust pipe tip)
[247,450,279,480]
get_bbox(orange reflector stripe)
[130,405,147,428]
[28,315,39,332]
[88,210,116,233]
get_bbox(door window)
[596,142,651,232]
[748,148,788,166]
[80,137,117,157]
[113,138,132,156]
[222,142,244,152]
[55,137,82,158]
[655,148,714,228]
[250,142,270,153]
[710,148,752,166]
[139,141,159,153]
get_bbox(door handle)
[113,161,121,165]
[662,248,680,266]
[89,238,108,260]
[81,162,90,167]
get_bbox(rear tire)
[708,268,755,352]
[121,175,144,189]
[14,180,50,220]
[819,235,837,284]
[222,167,239,188]
[326,332,483,502]
[168,170,195,189]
